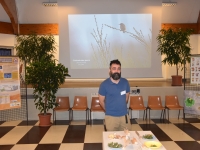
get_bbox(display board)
[184,90,200,116]
[190,55,200,84]
[0,56,21,110]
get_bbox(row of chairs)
[53,96,103,124]
[53,95,184,124]
[129,95,184,123]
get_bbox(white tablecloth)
[103,131,166,150]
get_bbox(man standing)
[98,59,131,131]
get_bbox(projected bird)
[119,23,126,33]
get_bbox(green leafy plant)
[15,34,70,115]
[157,28,193,75]
[16,34,55,63]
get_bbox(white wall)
[0,34,15,46]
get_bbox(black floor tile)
[53,120,71,125]
[62,125,86,143]
[175,123,200,140]
[130,119,138,124]
[90,119,104,125]
[0,145,14,150]
[151,119,170,124]
[18,120,38,126]
[139,124,172,141]
[184,118,200,123]
[0,126,15,138]
[35,144,60,150]
[17,126,50,144]
[0,121,5,125]
[83,143,102,150]
[175,141,200,150]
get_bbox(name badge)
[121,90,126,95]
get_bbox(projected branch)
[90,15,152,68]
[91,15,111,68]
[91,16,133,68]
[104,24,151,54]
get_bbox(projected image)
[68,14,152,69]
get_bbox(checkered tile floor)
[0,118,200,150]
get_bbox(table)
[103,131,166,150]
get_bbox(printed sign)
[184,90,200,115]
[190,56,200,84]
[0,57,21,110]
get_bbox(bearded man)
[98,59,131,131]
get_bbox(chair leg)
[69,109,71,124]
[53,110,54,124]
[160,110,163,120]
[164,109,166,123]
[143,110,145,120]
[163,109,165,120]
[178,110,180,120]
[88,109,89,124]
[55,111,57,125]
[86,109,88,124]
[130,109,132,120]
[90,110,91,125]
[183,109,185,120]
[168,109,169,123]
[149,108,150,123]
[71,110,74,121]
[88,109,90,124]
[130,109,132,124]
[145,109,147,120]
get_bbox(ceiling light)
[43,2,57,7]
[162,2,177,6]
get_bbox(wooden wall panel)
[197,11,200,34]
[0,23,199,35]
[19,24,58,35]
[0,22,14,34]
[161,23,198,34]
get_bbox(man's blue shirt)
[98,78,130,116]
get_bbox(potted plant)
[156,28,193,86]
[15,34,70,126]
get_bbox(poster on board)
[184,90,200,116]
[190,56,200,84]
[0,56,21,110]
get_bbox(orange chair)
[129,96,147,122]
[71,96,89,123]
[53,97,71,125]
[165,95,184,121]
[147,96,165,121]
[90,97,104,123]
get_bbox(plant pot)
[171,75,182,86]
[38,113,52,127]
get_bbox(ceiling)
[0,0,199,24]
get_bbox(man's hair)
[110,59,121,67]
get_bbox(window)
[0,47,13,56]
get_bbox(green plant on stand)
[156,28,193,86]
[15,34,70,126]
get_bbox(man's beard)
[110,72,121,80]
